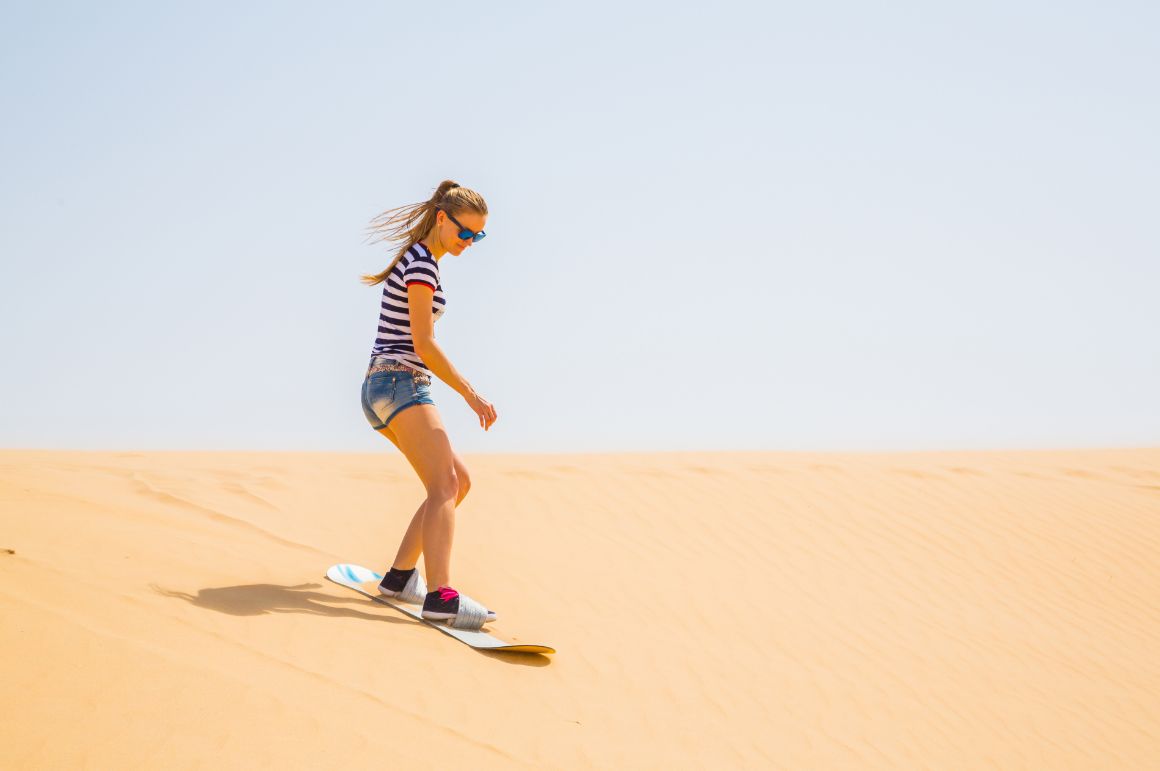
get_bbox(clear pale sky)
[2,1,1157,454]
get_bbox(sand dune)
[2,447,1158,769]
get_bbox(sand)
[2,447,1158,769]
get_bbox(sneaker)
[422,585,498,624]
[377,566,426,604]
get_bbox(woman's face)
[441,210,487,256]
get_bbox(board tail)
[327,563,382,585]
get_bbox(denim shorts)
[360,368,436,431]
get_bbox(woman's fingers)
[473,400,497,430]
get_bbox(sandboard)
[324,563,555,654]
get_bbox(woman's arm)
[406,283,475,399]
[416,338,474,398]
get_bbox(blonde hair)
[359,180,489,286]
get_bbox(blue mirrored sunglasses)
[438,207,486,242]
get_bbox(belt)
[366,359,432,385]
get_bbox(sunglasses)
[438,207,487,242]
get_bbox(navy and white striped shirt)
[369,241,446,374]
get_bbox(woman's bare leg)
[374,403,470,590]
[386,499,427,572]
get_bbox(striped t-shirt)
[369,240,446,374]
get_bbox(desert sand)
[2,447,1158,769]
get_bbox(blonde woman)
[358,180,499,631]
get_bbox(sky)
[2,1,1157,454]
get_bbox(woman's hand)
[465,388,497,431]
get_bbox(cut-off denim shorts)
[360,362,436,431]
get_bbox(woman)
[358,180,499,631]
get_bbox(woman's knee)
[452,455,471,504]
[425,467,460,503]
